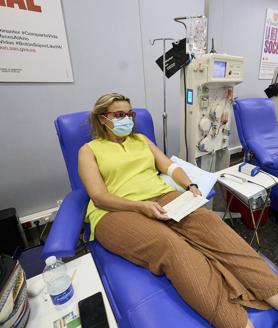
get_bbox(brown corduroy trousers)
[95,191,278,328]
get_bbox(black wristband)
[185,183,199,191]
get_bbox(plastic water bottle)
[43,256,74,306]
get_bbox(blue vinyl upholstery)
[43,107,278,327]
[233,98,278,211]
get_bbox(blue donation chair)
[233,98,278,212]
[42,108,278,327]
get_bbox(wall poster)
[0,0,73,82]
[259,8,278,80]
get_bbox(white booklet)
[163,191,209,222]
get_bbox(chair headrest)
[233,98,277,153]
[55,108,156,190]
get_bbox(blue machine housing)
[238,162,260,177]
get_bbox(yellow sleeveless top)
[85,133,174,240]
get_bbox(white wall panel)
[0,0,145,216]
[208,0,278,149]
[139,0,205,156]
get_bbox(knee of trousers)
[210,302,248,328]
[147,235,184,275]
[193,207,223,225]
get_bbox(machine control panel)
[207,53,244,84]
[179,53,244,169]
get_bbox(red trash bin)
[226,190,269,230]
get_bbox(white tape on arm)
[167,163,179,178]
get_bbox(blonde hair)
[90,93,132,138]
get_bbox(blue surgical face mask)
[104,116,134,137]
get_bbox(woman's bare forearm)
[146,139,193,189]
[91,191,142,212]
[171,167,192,189]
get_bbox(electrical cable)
[248,188,271,248]
[209,150,215,172]
[39,222,49,242]
[245,179,271,248]
[183,65,189,161]
[245,180,268,193]
[220,173,246,183]
[220,171,274,250]
[220,173,269,192]
[259,170,278,185]
[174,16,190,162]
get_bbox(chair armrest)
[161,156,217,198]
[42,189,89,259]
[206,189,216,200]
[248,139,274,166]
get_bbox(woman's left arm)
[146,137,201,196]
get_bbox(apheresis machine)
[179,53,244,171]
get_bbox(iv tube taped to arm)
[167,163,179,178]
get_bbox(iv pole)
[150,38,174,155]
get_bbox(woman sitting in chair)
[78,93,278,328]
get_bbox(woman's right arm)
[78,144,168,219]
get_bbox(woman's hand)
[137,201,169,220]
[189,186,202,197]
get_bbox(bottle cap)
[45,256,57,266]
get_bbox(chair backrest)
[233,98,277,157]
[55,108,157,191]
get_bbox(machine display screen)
[213,60,226,78]
[186,89,193,105]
